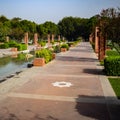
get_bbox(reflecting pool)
[0,52,34,81]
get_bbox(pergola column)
[34,33,38,45]
[95,27,99,53]
[47,34,50,45]
[51,34,54,42]
[6,36,9,42]
[98,33,106,61]
[89,33,94,43]
[24,32,28,48]
[58,35,60,41]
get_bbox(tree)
[88,15,100,34]
[43,21,58,34]
[37,21,59,39]
[99,8,120,49]
[11,17,22,22]
[58,17,90,41]
[0,22,11,42]
[37,24,47,39]
[0,15,9,23]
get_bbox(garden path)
[0,42,119,120]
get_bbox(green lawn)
[108,78,120,99]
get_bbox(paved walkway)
[0,42,120,120]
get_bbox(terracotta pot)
[61,48,67,52]
[33,58,45,66]
[11,48,18,52]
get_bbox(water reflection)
[0,52,34,81]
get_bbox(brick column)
[34,33,38,45]
[47,34,50,44]
[62,37,65,41]
[98,33,106,61]
[51,34,54,42]
[95,27,99,53]
[58,35,60,41]
[24,32,28,44]
[6,36,9,42]
[89,34,93,43]
[24,32,28,49]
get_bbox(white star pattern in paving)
[52,81,73,88]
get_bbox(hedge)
[104,56,120,76]
[16,44,27,51]
[0,43,9,49]
[38,41,46,47]
[8,41,17,47]
[53,45,61,53]
[106,50,120,56]
[0,42,27,51]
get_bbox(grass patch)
[108,78,120,99]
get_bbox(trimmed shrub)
[15,44,20,51]
[61,43,69,50]
[38,41,46,47]
[67,42,74,47]
[21,44,27,50]
[106,50,120,56]
[8,41,17,47]
[16,44,27,51]
[104,56,120,76]
[53,45,61,53]
[0,43,9,49]
[51,41,55,45]
[35,49,52,63]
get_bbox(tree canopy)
[0,16,59,42]
[58,17,90,41]
[96,7,120,49]
[37,21,59,39]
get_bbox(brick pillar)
[6,36,9,42]
[24,32,28,44]
[51,34,54,42]
[62,37,65,41]
[34,33,38,45]
[24,32,28,49]
[95,27,99,53]
[58,35,60,41]
[89,34,93,43]
[47,34,50,44]
[98,33,106,61]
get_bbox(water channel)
[0,52,35,82]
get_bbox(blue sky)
[0,0,120,24]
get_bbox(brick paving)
[0,42,120,120]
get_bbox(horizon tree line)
[0,7,120,47]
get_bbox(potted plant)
[60,44,69,52]
[33,49,52,66]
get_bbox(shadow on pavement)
[0,107,20,120]
[75,95,120,120]
[70,48,93,53]
[0,107,59,120]
[83,68,104,75]
[57,56,98,62]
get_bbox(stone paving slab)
[0,97,109,120]
[12,75,104,97]
[0,42,120,120]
